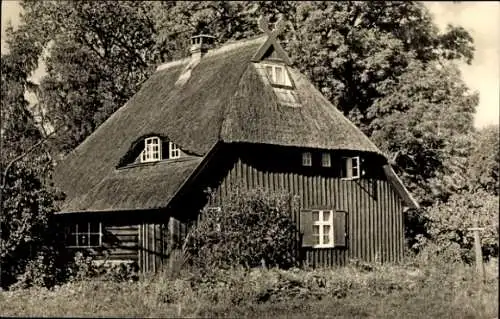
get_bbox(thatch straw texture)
[61,157,202,212]
[54,34,387,213]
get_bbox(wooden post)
[468,221,485,283]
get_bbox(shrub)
[184,187,300,270]
[418,189,499,264]
[66,252,139,283]
[0,158,63,289]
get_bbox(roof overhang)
[382,164,420,209]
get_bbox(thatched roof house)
[54,21,418,270]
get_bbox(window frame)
[66,222,103,248]
[302,152,312,167]
[341,156,361,180]
[321,152,331,168]
[169,141,181,159]
[312,210,334,248]
[262,63,292,88]
[140,136,162,163]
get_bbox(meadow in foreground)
[1,258,497,318]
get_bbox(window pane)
[313,235,320,245]
[90,223,100,233]
[352,166,359,177]
[323,211,331,222]
[302,152,312,166]
[78,234,89,247]
[275,67,284,84]
[265,66,274,81]
[78,222,89,233]
[70,234,78,246]
[312,225,320,236]
[89,234,100,246]
[352,157,359,167]
[323,235,330,245]
[146,139,152,144]
[323,225,331,235]
[312,211,319,221]
[322,153,331,167]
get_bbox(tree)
[251,2,476,205]
[12,1,159,154]
[369,60,477,205]
[466,125,499,195]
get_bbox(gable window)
[66,222,102,248]
[341,156,361,180]
[302,152,312,167]
[169,142,180,159]
[300,209,347,248]
[263,63,292,87]
[141,137,161,163]
[321,153,331,167]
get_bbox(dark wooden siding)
[208,145,405,267]
[59,213,183,273]
[102,224,139,261]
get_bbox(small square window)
[321,153,331,167]
[261,63,292,87]
[302,152,312,167]
[169,142,181,159]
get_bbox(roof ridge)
[156,35,267,72]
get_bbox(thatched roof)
[60,157,202,212]
[54,33,412,213]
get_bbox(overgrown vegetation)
[1,259,497,318]
[184,188,299,270]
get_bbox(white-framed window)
[169,141,180,159]
[67,222,102,248]
[263,63,292,87]
[300,209,346,248]
[321,153,331,167]
[341,156,361,179]
[312,210,334,248]
[302,152,312,166]
[140,137,162,163]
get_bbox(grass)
[1,259,498,318]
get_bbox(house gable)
[251,15,292,65]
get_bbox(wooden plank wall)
[101,224,139,261]
[137,223,175,273]
[213,156,404,267]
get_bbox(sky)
[1,1,499,128]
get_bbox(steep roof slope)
[220,64,382,152]
[54,37,266,201]
[61,157,203,212]
[54,34,395,212]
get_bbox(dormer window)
[169,142,180,159]
[263,63,292,87]
[140,137,162,163]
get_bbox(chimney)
[190,34,216,61]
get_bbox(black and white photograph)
[1,1,498,318]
